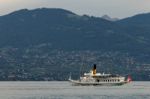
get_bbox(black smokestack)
[93,64,96,69]
[93,64,96,75]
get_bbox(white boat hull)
[69,79,128,86]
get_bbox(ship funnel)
[93,64,96,75]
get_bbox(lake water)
[0,81,149,99]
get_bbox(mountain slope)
[116,13,150,49]
[117,13,150,26]
[0,8,147,52]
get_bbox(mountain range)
[0,8,150,81]
[0,8,150,53]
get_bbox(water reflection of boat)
[69,64,132,86]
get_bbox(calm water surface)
[0,81,149,99]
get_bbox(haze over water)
[0,81,149,99]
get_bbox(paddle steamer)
[69,64,131,86]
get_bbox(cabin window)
[97,79,100,82]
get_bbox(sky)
[0,0,150,18]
